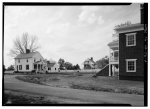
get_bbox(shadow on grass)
[4,92,58,105]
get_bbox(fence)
[4,70,14,74]
[4,69,101,75]
[59,69,101,74]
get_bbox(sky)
[4,3,141,68]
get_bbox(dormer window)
[27,59,28,63]
[126,33,136,46]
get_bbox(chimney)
[140,4,144,24]
[26,49,30,53]
[91,57,93,61]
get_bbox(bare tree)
[9,32,40,57]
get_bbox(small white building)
[46,61,59,73]
[14,51,46,73]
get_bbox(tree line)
[95,56,109,69]
[58,58,80,70]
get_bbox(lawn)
[15,73,144,95]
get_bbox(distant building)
[14,50,47,73]
[108,4,146,81]
[83,57,97,69]
[46,61,59,72]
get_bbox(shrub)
[4,92,58,104]
[31,70,36,73]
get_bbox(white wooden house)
[108,38,119,77]
[83,57,97,69]
[46,61,59,73]
[14,51,47,73]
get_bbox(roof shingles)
[14,52,37,59]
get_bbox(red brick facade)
[119,30,144,81]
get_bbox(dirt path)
[4,75,144,106]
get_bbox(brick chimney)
[26,49,30,53]
[140,4,144,24]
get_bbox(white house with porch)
[108,34,119,77]
[83,57,97,69]
[14,51,47,73]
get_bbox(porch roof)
[108,40,119,47]
[34,60,46,64]
[47,63,55,68]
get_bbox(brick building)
[108,4,146,81]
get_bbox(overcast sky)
[4,3,140,68]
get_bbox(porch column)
[37,64,39,72]
[113,65,115,76]
[40,64,41,72]
[109,48,111,76]
[112,51,114,60]
[39,64,40,71]
[41,64,42,71]
[109,64,111,76]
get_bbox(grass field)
[15,73,144,95]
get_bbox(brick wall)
[119,30,144,81]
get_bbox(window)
[19,65,22,70]
[126,33,136,46]
[34,64,37,69]
[55,68,56,70]
[114,51,119,61]
[126,59,137,72]
[114,51,119,57]
[18,59,20,63]
[38,64,40,69]
[27,59,28,63]
[48,68,51,70]
[26,65,29,70]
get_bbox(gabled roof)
[84,58,96,64]
[14,52,38,59]
[47,63,56,68]
[114,23,144,33]
[114,23,142,30]
[108,40,119,47]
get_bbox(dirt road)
[4,75,144,106]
